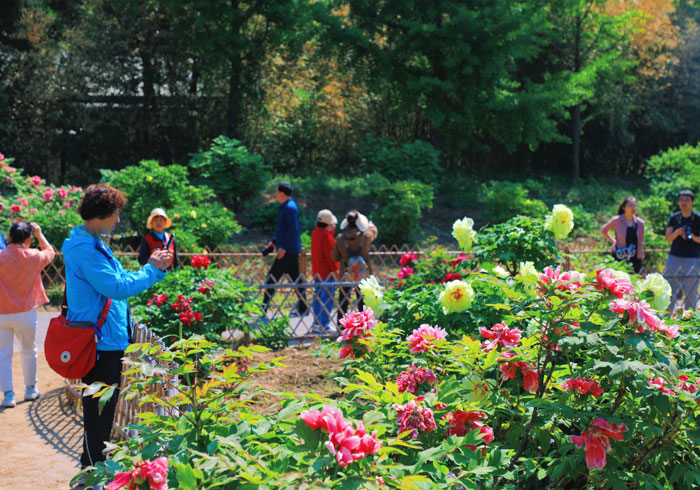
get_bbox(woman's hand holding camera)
[148,249,174,271]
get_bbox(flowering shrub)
[133,265,260,345]
[78,210,700,489]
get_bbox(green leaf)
[175,463,198,490]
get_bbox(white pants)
[0,309,38,393]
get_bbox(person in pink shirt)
[600,196,645,274]
[0,221,55,408]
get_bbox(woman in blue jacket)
[62,184,172,469]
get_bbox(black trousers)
[80,350,123,467]
[263,253,306,310]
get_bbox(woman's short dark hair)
[78,184,127,220]
[617,196,637,215]
[9,222,32,244]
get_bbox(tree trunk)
[225,59,241,138]
[572,104,581,181]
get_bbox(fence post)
[300,246,308,278]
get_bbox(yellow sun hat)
[146,208,173,229]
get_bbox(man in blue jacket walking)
[263,182,307,315]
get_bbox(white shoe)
[24,386,40,401]
[2,392,16,408]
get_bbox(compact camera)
[686,226,693,241]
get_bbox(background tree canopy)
[1,0,699,183]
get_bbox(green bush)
[101,160,240,249]
[189,136,269,211]
[646,143,700,204]
[373,180,434,244]
[479,180,548,224]
[357,137,442,184]
[639,195,672,234]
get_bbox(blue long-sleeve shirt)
[272,198,301,254]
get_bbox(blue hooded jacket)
[61,226,166,351]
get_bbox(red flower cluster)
[479,322,522,352]
[338,307,377,359]
[57,188,68,199]
[393,399,437,438]
[105,457,168,490]
[170,295,202,326]
[10,204,20,214]
[190,254,211,269]
[499,353,538,393]
[30,175,42,187]
[594,269,634,298]
[537,266,581,295]
[301,406,382,467]
[445,410,494,454]
[648,377,675,395]
[399,252,417,266]
[397,266,414,279]
[561,377,604,397]
[43,187,54,201]
[570,418,628,469]
[198,281,215,295]
[147,293,168,307]
[679,375,698,394]
[440,272,462,283]
[397,365,438,395]
[16,197,28,207]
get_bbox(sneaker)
[2,391,16,408]
[24,386,40,401]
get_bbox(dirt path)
[0,356,82,490]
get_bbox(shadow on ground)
[27,387,82,461]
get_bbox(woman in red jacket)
[311,209,338,334]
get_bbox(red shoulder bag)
[44,293,112,379]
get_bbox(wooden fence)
[64,324,177,441]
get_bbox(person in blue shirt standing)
[263,182,307,315]
[62,184,172,469]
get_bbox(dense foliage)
[2,0,699,181]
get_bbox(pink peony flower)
[658,323,679,339]
[43,188,54,201]
[0,153,4,161]
[6,177,13,184]
[302,406,382,467]
[393,399,437,438]
[30,175,42,187]
[57,188,68,199]
[190,254,211,269]
[406,324,448,354]
[450,253,468,268]
[69,186,83,193]
[337,307,377,359]
[105,456,168,490]
[537,265,582,295]
[10,204,21,214]
[64,200,72,208]
[6,167,16,174]
[396,365,438,395]
[610,298,661,333]
[648,377,675,395]
[58,210,65,215]
[399,252,418,266]
[594,269,634,298]
[16,197,28,207]
[561,377,604,397]
[397,266,414,279]
[28,208,37,214]
[479,322,522,352]
[570,418,628,469]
